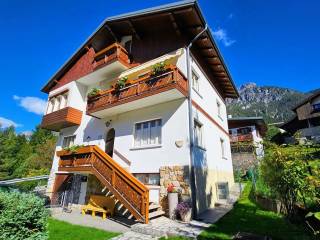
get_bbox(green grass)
[48,218,120,240]
[199,182,312,240]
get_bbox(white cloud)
[212,28,236,47]
[13,95,47,115]
[0,117,22,128]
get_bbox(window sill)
[195,145,206,151]
[130,145,162,151]
[222,157,228,160]
[192,87,203,98]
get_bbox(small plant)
[151,61,167,76]
[115,76,128,91]
[63,144,84,153]
[167,183,178,193]
[87,87,101,97]
[176,202,191,216]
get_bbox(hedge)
[0,190,48,239]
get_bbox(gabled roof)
[292,89,320,111]
[228,116,268,136]
[41,0,238,98]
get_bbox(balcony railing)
[93,43,130,70]
[230,133,253,143]
[41,107,82,132]
[87,65,188,115]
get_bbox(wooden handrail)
[57,145,149,223]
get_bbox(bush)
[0,190,48,239]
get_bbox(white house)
[41,0,239,223]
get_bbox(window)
[62,135,75,148]
[133,173,160,185]
[217,101,222,118]
[237,127,252,135]
[220,138,226,158]
[217,182,229,200]
[194,120,203,147]
[192,70,199,92]
[134,119,161,147]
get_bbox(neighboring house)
[40,0,239,223]
[228,117,267,173]
[281,90,320,142]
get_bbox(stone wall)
[159,166,191,215]
[231,152,257,174]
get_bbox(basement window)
[134,173,160,185]
[216,182,229,200]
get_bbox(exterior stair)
[148,202,165,220]
[57,145,150,223]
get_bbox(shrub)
[87,88,100,98]
[151,61,167,76]
[115,76,128,91]
[0,190,48,239]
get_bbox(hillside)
[226,83,308,123]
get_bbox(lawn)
[198,182,312,240]
[48,218,120,240]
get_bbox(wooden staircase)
[57,145,156,223]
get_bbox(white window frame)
[62,135,76,148]
[194,119,204,149]
[191,69,200,93]
[217,100,222,120]
[46,91,69,114]
[132,118,162,149]
[220,138,226,159]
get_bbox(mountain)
[226,83,308,123]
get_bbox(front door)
[105,128,115,157]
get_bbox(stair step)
[149,203,161,211]
[148,210,165,219]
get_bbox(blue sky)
[0,0,319,132]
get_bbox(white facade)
[46,48,235,211]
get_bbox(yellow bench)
[81,195,116,219]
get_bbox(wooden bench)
[82,195,115,219]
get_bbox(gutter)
[186,24,208,218]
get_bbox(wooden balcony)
[41,107,82,132]
[93,43,130,70]
[87,66,188,118]
[230,133,253,143]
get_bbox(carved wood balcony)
[57,145,149,223]
[230,133,253,143]
[41,107,82,132]
[93,43,131,70]
[87,66,188,118]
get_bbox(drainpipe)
[186,24,208,218]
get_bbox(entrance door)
[105,128,115,157]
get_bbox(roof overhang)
[41,0,239,98]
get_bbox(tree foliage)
[0,126,57,181]
[0,190,48,239]
[260,143,320,219]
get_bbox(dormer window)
[46,91,69,114]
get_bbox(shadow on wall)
[193,146,214,214]
[82,117,107,143]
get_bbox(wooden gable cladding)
[41,107,82,132]
[296,102,320,121]
[51,48,96,91]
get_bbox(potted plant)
[151,61,167,76]
[115,76,128,92]
[176,202,192,222]
[167,183,179,219]
[87,88,101,98]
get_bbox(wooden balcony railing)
[41,107,82,132]
[87,66,188,115]
[57,145,149,223]
[230,133,253,143]
[93,43,130,70]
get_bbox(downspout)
[186,24,208,218]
